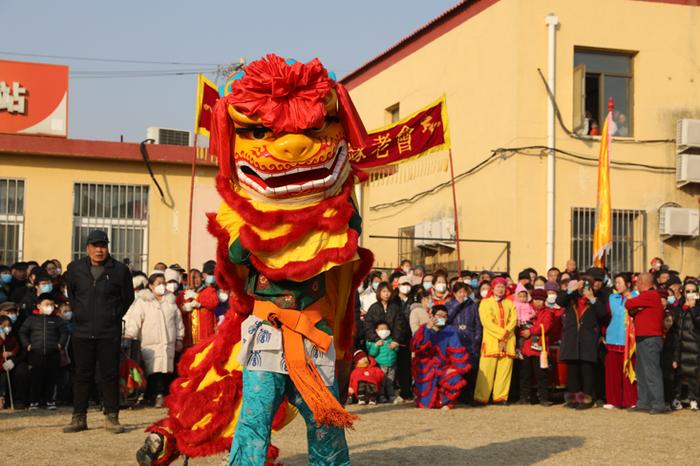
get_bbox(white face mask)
[62,311,73,321]
[546,294,557,304]
[423,281,433,291]
[399,285,411,295]
[376,329,391,340]
[435,283,447,293]
[166,283,178,293]
[41,305,54,315]
[480,290,489,298]
[153,284,166,296]
[218,291,229,303]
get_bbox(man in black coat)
[63,230,134,434]
[557,277,607,410]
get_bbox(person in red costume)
[347,350,384,405]
[176,263,217,350]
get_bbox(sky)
[2,0,458,142]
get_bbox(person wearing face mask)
[123,272,184,408]
[197,260,231,328]
[0,314,19,409]
[409,290,433,335]
[176,272,216,351]
[394,275,415,401]
[431,269,450,306]
[18,269,60,330]
[446,282,481,403]
[55,302,75,407]
[603,273,638,410]
[19,293,68,410]
[0,265,12,304]
[412,305,471,409]
[557,277,607,410]
[366,321,400,403]
[669,282,700,411]
[477,281,491,303]
[474,277,517,406]
[544,281,566,389]
[360,271,383,318]
[664,275,683,313]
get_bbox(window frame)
[0,178,25,263]
[573,47,636,137]
[570,207,647,273]
[72,182,149,271]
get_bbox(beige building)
[343,0,700,276]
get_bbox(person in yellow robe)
[474,277,517,404]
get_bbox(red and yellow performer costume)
[176,288,217,348]
[137,54,372,466]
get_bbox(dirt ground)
[2,402,698,465]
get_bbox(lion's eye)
[307,116,339,134]
[235,125,272,140]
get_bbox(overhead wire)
[0,50,218,66]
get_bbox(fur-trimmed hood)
[136,289,177,304]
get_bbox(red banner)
[349,97,449,169]
[195,74,220,137]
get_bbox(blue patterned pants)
[229,369,350,466]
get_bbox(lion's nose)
[269,134,314,162]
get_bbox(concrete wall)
[1,153,218,271]
[348,0,700,275]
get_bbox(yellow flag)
[592,99,613,268]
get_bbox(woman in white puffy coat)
[123,272,184,406]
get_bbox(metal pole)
[187,134,198,286]
[545,14,559,270]
[448,149,462,275]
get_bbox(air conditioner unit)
[659,207,699,237]
[676,153,700,187]
[146,127,192,146]
[676,119,700,154]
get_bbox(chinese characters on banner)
[0,81,27,114]
[349,97,449,170]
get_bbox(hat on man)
[0,301,18,313]
[544,281,559,292]
[202,260,216,275]
[398,275,412,286]
[169,263,185,272]
[86,230,109,245]
[164,268,181,283]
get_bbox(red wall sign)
[0,60,69,137]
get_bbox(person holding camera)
[557,277,607,410]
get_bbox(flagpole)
[187,133,198,287]
[448,148,462,276]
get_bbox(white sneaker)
[368,400,377,405]
[46,401,57,410]
[671,399,683,411]
[603,404,615,410]
[28,403,39,411]
[690,400,698,411]
[357,400,366,405]
[393,395,404,404]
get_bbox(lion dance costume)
[137,54,373,466]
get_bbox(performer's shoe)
[136,432,164,466]
[63,414,88,433]
[104,412,126,434]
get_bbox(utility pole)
[215,57,246,84]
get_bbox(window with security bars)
[571,207,646,273]
[0,179,24,264]
[72,183,149,271]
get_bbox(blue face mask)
[39,283,53,294]
[470,278,478,288]
[0,274,11,284]
[372,282,379,290]
[667,295,676,305]
[8,314,17,324]
[205,275,215,285]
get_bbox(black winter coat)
[557,292,607,363]
[19,314,68,355]
[672,303,700,379]
[66,255,135,339]
[364,300,409,345]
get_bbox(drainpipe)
[545,14,559,270]
[354,184,363,246]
